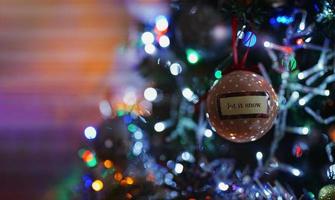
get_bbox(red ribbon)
[231,16,250,70]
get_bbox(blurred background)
[0,0,130,199]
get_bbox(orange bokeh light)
[104,160,113,169]
[114,172,123,181]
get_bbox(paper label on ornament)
[217,92,269,119]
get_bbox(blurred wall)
[0,0,129,199]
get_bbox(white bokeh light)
[141,32,155,44]
[84,126,97,140]
[154,122,166,132]
[144,44,156,55]
[174,163,184,174]
[169,63,182,76]
[218,182,229,191]
[159,35,170,48]
[204,129,213,138]
[144,87,158,102]
[155,15,169,32]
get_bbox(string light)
[186,49,200,64]
[291,168,302,176]
[80,150,97,168]
[296,38,304,45]
[158,35,170,48]
[104,160,113,169]
[169,63,182,76]
[144,44,156,55]
[214,70,222,79]
[298,98,306,106]
[128,124,137,133]
[155,15,169,32]
[134,130,143,140]
[133,141,143,156]
[84,126,97,140]
[218,182,229,191]
[123,89,137,106]
[181,151,192,161]
[141,32,155,44]
[154,122,166,132]
[182,87,198,102]
[275,16,294,24]
[204,129,213,137]
[264,41,271,48]
[144,87,158,102]
[302,127,309,135]
[125,177,134,185]
[256,152,263,160]
[99,100,112,118]
[91,180,104,192]
[174,163,184,174]
[114,172,123,181]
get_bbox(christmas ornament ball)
[206,70,278,143]
[319,184,335,200]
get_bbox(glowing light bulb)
[99,100,112,118]
[144,44,156,55]
[170,63,182,76]
[186,49,200,64]
[141,32,154,44]
[215,70,222,79]
[92,180,104,192]
[181,152,191,161]
[182,88,194,100]
[297,72,305,80]
[144,87,158,101]
[296,38,304,45]
[155,15,168,32]
[174,163,184,174]
[158,35,170,48]
[154,122,166,132]
[264,41,271,48]
[84,126,97,140]
[104,160,113,169]
[302,127,309,135]
[291,168,302,176]
[123,89,137,105]
[325,90,330,96]
[256,152,263,160]
[134,130,143,140]
[218,182,229,191]
[292,91,300,99]
[114,172,123,181]
[298,99,306,106]
[133,141,143,156]
[237,30,244,39]
[125,177,134,185]
[204,129,213,137]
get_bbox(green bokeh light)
[186,49,200,64]
[215,70,222,79]
[117,110,125,117]
[86,157,97,168]
[128,124,137,133]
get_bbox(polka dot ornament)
[206,70,278,143]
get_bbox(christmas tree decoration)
[318,184,335,200]
[206,70,278,142]
[174,5,230,61]
[73,1,335,199]
[93,117,132,170]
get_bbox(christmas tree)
[73,0,335,199]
